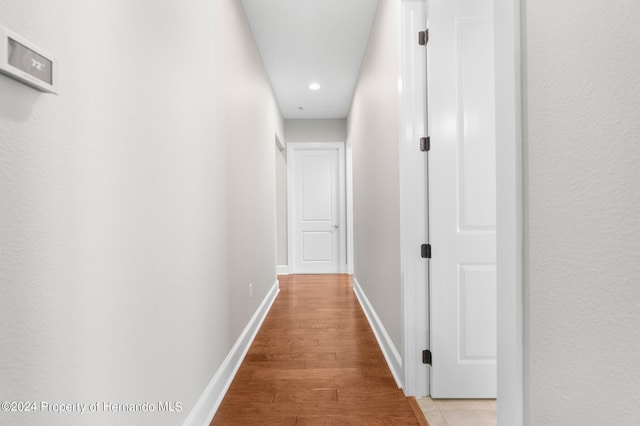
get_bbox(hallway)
[2,1,639,425]
[211,274,426,425]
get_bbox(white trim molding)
[495,0,524,424]
[398,0,429,397]
[182,281,279,426]
[276,265,289,275]
[353,278,403,389]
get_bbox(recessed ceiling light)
[309,83,321,91]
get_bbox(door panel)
[459,264,497,361]
[302,156,333,221]
[302,232,333,261]
[457,19,497,232]
[429,0,497,398]
[289,144,345,274]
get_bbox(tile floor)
[415,398,496,426]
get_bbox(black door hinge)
[421,243,431,259]
[420,137,430,152]
[422,349,432,365]
[418,29,429,46]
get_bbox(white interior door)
[428,0,497,397]
[288,143,345,274]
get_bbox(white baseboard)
[182,281,279,426]
[276,265,289,275]
[352,278,403,389]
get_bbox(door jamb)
[398,0,429,397]
[495,0,524,424]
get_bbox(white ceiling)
[240,0,379,119]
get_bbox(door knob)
[333,224,339,229]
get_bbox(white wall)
[218,0,284,344]
[0,1,282,425]
[284,119,347,142]
[347,0,402,353]
[523,0,640,423]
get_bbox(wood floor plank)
[245,352,337,362]
[296,415,420,425]
[273,388,338,403]
[210,274,421,425]
[250,367,363,381]
[242,359,307,370]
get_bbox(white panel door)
[428,0,497,397]
[289,143,345,274]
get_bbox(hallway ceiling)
[240,0,379,119]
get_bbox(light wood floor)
[211,274,427,425]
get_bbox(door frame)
[494,0,524,423]
[398,0,523,424]
[287,142,347,274]
[398,0,429,398]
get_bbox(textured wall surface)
[523,0,640,423]
[0,1,282,425]
[348,0,402,353]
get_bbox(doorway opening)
[287,142,346,274]
[399,0,523,424]
[275,134,288,275]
